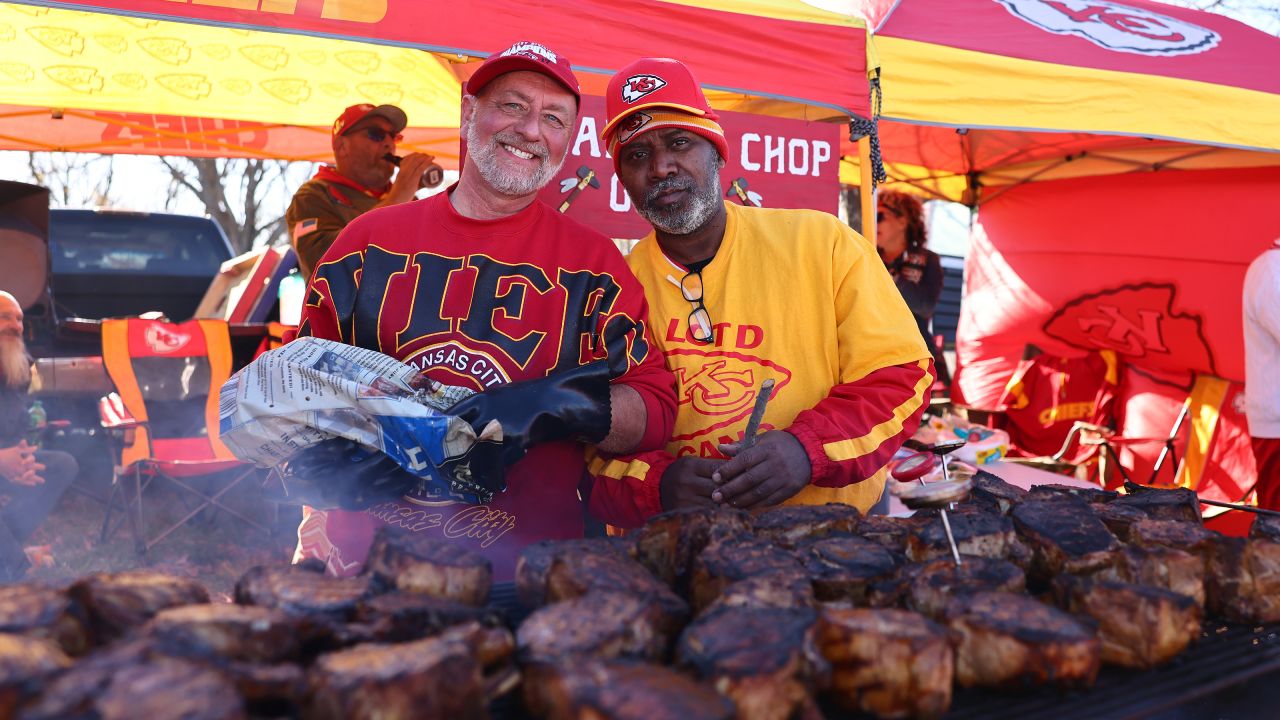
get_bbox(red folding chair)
[97,317,270,555]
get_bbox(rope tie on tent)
[849,69,887,189]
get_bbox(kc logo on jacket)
[667,347,793,444]
[621,74,667,103]
[996,0,1219,55]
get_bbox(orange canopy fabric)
[1,0,869,163]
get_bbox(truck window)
[49,213,230,278]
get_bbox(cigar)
[384,153,445,188]
[739,378,775,449]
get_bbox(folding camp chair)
[1091,374,1243,491]
[97,317,270,555]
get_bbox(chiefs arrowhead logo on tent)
[995,0,1219,56]
[621,73,666,103]
[1042,282,1216,380]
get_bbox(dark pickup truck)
[37,208,235,356]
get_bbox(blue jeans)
[0,449,77,581]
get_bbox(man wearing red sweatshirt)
[293,42,676,579]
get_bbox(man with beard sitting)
[586,58,935,522]
[0,291,77,580]
[290,41,675,579]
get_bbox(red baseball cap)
[600,57,727,164]
[332,103,407,142]
[465,40,581,103]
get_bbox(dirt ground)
[23,465,302,600]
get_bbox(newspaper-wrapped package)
[218,337,503,505]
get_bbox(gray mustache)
[644,177,694,206]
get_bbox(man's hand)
[659,456,723,511]
[0,442,44,486]
[383,152,435,205]
[710,430,811,510]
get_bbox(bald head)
[0,291,28,389]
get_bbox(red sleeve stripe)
[822,358,934,463]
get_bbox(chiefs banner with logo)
[537,96,840,239]
[953,165,1280,502]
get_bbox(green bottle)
[27,400,46,447]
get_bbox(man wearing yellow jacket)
[588,57,935,522]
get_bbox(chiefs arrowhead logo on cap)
[616,111,653,144]
[621,74,667,104]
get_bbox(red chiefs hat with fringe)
[600,57,728,167]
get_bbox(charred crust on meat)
[1112,485,1203,522]
[69,571,210,645]
[751,503,861,548]
[1025,484,1118,504]
[516,591,688,665]
[690,538,803,612]
[797,535,900,602]
[0,583,91,657]
[523,659,735,720]
[364,528,493,606]
[234,565,376,622]
[515,538,632,609]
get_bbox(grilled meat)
[689,538,804,612]
[0,633,70,717]
[752,503,860,548]
[1092,502,1150,542]
[517,591,688,664]
[945,591,1100,690]
[24,640,246,720]
[816,608,953,720]
[1025,484,1117,504]
[906,557,1026,620]
[1011,497,1119,584]
[1096,545,1205,608]
[907,506,1019,564]
[69,570,210,644]
[0,583,91,656]
[1207,536,1280,623]
[1051,575,1201,669]
[354,590,503,643]
[1250,513,1280,542]
[856,515,928,554]
[147,603,307,664]
[523,659,734,720]
[1128,518,1219,558]
[364,528,492,605]
[219,661,308,718]
[632,506,752,590]
[516,537,632,608]
[309,622,514,720]
[797,535,899,603]
[702,570,815,615]
[1112,485,1203,522]
[970,471,1027,515]
[235,563,376,621]
[677,607,827,720]
[537,552,688,626]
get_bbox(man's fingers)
[712,466,771,505]
[711,447,766,484]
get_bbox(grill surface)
[487,584,1280,719]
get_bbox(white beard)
[465,116,566,197]
[0,336,30,390]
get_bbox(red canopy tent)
[846,0,1280,506]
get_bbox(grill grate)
[944,622,1280,720]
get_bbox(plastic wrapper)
[217,337,505,507]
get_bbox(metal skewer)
[890,440,971,566]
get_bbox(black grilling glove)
[278,438,419,510]
[445,360,613,469]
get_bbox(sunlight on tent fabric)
[0,2,461,129]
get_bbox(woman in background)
[877,190,947,382]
